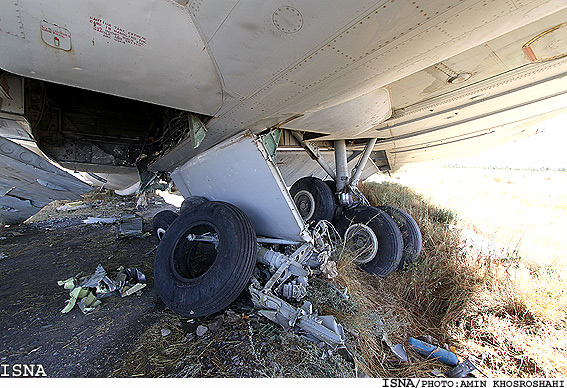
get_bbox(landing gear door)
[171,130,311,242]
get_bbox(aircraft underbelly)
[0,0,222,115]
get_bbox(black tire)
[152,210,178,242]
[290,177,335,222]
[335,206,403,277]
[180,196,208,215]
[377,205,422,270]
[324,180,337,195]
[154,201,257,317]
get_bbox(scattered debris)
[56,201,87,212]
[185,333,195,341]
[407,337,459,366]
[57,264,147,314]
[115,214,144,238]
[208,315,224,333]
[248,220,355,365]
[82,217,116,224]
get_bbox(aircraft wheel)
[152,210,178,242]
[290,177,335,222]
[377,205,422,270]
[336,206,403,277]
[154,201,257,317]
[324,180,337,195]
[180,196,208,214]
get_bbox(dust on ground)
[0,190,174,377]
[0,190,357,378]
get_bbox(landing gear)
[153,201,257,317]
[377,205,422,269]
[335,206,403,277]
[290,177,336,222]
[287,134,422,276]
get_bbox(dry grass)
[112,181,567,378]
[336,181,567,377]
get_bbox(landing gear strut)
[290,134,421,276]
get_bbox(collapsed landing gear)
[288,136,422,276]
[153,201,257,317]
[335,206,403,277]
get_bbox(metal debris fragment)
[250,234,346,350]
[196,325,208,337]
[115,214,144,238]
[82,217,116,224]
[56,201,86,212]
[407,337,459,366]
[57,264,147,314]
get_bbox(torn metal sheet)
[115,214,143,238]
[171,130,311,242]
[0,135,92,224]
[57,264,147,314]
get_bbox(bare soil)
[0,191,356,378]
[0,192,173,377]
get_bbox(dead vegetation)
[111,181,566,378]
[354,181,567,377]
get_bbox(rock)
[208,315,224,332]
[225,309,240,323]
[196,325,208,337]
[185,333,195,341]
[161,328,171,337]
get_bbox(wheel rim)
[156,227,167,241]
[171,223,219,281]
[344,223,379,264]
[293,189,316,220]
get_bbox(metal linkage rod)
[291,131,336,180]
[350,138,377,186]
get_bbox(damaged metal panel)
[171,130,310,242]
[0,136,92,224]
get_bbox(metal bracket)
[189,114,207,149]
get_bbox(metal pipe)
[350,138,378,186]
[291,131,336,179]
[334,140,349,192]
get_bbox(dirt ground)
[0,191,356,378]
[0,192,175,377]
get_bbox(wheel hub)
[293,190,316,221]
[344,223,379,264]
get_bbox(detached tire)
[154,201,256,317]
[377,205,422,270]
[152,210,178,242]
[290,177,336,222]
[336,206,403,277]
[180,196,208,215]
